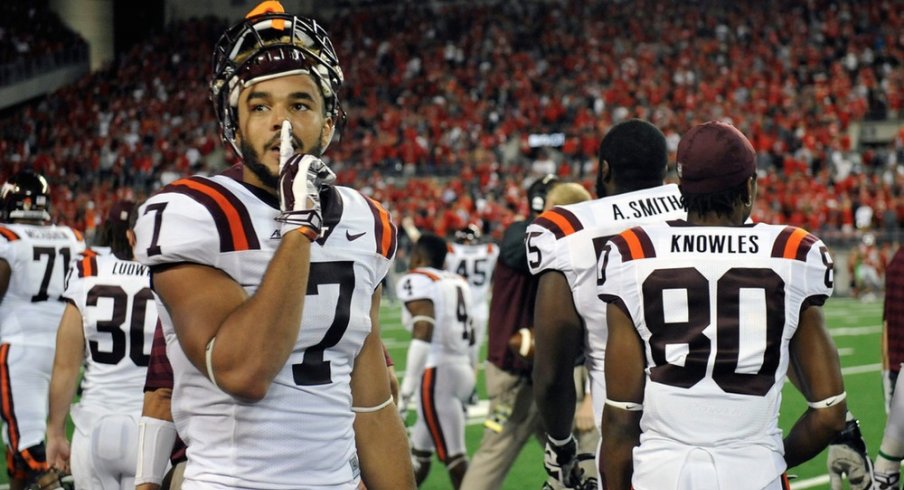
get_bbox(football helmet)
[1,170,51,222]
[210,0,345,156]
[454,224,481,244]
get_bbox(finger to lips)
[279,120,293,168]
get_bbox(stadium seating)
[0,0,901,247]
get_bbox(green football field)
[382,296,887,490]
[1,297,884,489]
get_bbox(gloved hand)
[467,387,479,406]
[544,435,583,489]
[398,392,413,419]
[275,120,335,240]
[874,470,901,490]
[828,416,876,490]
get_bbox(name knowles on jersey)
[671,234,760,254]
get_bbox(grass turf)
[2,297,883,489]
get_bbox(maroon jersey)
[885,248,904,374]
[486,220,537,375]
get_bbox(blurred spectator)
[0,0,901,247]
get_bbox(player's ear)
[320,116,335,150]
[600,159,612,182]
[747,175,757,205]
[126,229,136,251]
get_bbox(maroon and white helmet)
[210,1,345,156]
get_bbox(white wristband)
[807,391,846,409]
[605,398,643,411]
[135,416,178,485]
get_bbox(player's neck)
[686,211,744,227]
[242,168,278,198]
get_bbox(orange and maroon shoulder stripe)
[533,207,583,239]
[609,227,656,261]
[76,254,98,278]
[72,229,84,242]
[364,196,397,259]
[166,177,260,252]
[0,227,19,241]
[771,226,818,261]
[412,268,441,282]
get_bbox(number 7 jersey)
[597,220,834,488]
[134,174,397,489]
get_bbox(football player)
[874,245,904,489]
[46,200,157,489]
[135,321,186,490]
[397,233,475,489]
[132,2,414,488]
[0,169,85,490]
[599,121,846,489]
[463,174,601,490]
[529,120,685,489]
[445,224,498,371]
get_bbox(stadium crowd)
[1,0,903,244]
[0,1,89,85]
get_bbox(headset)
[527,174,559,214]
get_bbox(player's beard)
[240,130,325,191]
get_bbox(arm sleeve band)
[401,339,431,397]
[205,337,218,388]
[135,416,178,485]
[352,395,394,413]
[605,398,643,411]
[806,391,846,409]
[405,315,435,330]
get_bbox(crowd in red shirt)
[1,0,902,244]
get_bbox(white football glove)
[875,470,901,490]
[544,435,583,489]
[398,392,413,419]
[828,417,876,490]
[275,120,335,240]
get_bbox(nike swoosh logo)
[346,230,366,241]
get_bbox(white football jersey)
[598,221,834,488]
[526,184,685,421]
[396,267,474,365]
[134,174,395,489]
[61,252,156,415]
[0,223,86,348]
[444,243,498,322]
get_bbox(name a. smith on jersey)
[612,195,684,221]
[671,234,760,254]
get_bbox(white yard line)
[790,474,830,489]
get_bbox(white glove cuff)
[135,416,177,485]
